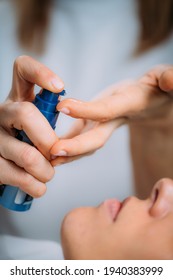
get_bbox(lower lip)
[103,199,122,221]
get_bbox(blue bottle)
[0,89,65,211]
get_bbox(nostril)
[150,179,173,217]
[151,188,159,205]
[153,189,159,203]
[151,178,170,204]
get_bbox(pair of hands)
[0,56,173,197]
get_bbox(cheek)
[61,208,100,259]
[142,221,173,259]
[61,208,119,259]
[150,200,169,217]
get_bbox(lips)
[103,199,122,221]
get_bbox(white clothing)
[0,235,63,260]
[0,0,173,259]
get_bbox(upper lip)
[122,197,131,207]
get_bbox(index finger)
[57,66,173,122]
[9,55,64,101]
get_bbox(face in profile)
[61,178,173,259]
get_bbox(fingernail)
[58,107,70,114]
[51,155,57,160]
[51,78,64,90]
[53,150,67,157]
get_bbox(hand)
[0,55,64,197]
[50,65,173,166]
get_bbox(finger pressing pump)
[0,88,65,211]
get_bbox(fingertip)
[56,99,72,115]
[50,139,72,159]
[50,141,65,157]
[14,55,65,93]
[51,150,67,158]
[58,107,70,115]
[50,159,56,166]
[159,68,173,92]
[23,181,47,198]
[57,98,87,118]
[50,77,64,92]
[33,183,47,198]
[50,158,60,167]
[50,141,59,155]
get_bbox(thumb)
[159,68,173,96]
[9,55,64,101]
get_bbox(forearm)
[129,123,173,199]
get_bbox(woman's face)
[61,178,173,259]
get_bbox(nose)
[150,178,173,217]
[154,178,173,199]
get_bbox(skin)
[51,66,173,161]
[61,178,173,260]
[1,57,173,260]
[0,55,64,197]
[1,57,173,200]
[50,65,173,198]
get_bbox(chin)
[60,209,85,259]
